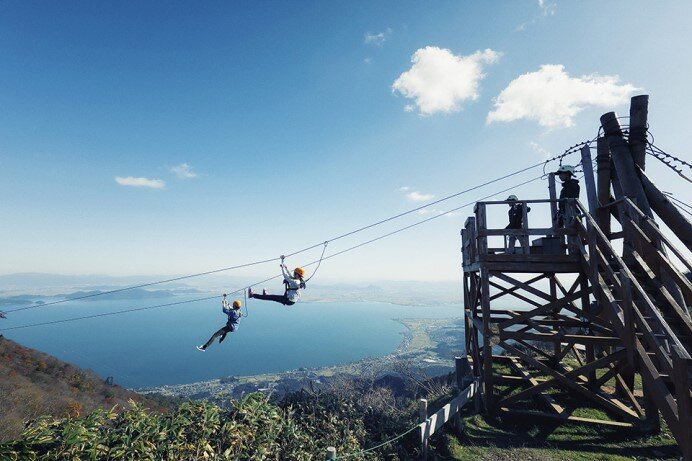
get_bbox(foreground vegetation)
[0,337,682,460]
[0,388,427,460]
[0,337,172,442]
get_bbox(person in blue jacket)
[197,294,242,351]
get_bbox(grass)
[433,411,680,460]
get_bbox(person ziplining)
[196,294,242,351]
[248,256,305,306]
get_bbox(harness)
[283,279,306,296]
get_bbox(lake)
[2,296,462,388]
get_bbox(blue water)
[2,297,462,388]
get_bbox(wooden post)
[419,399,428,460]
[638,167,692,251]
[325,447,337,460]
[477,203,488,256]
[596,137,613,234]
[480,268,494,415]
[618,272,635,393]
[600,112,654,219]
[580,144,598,216]
[521,201,530,254]
[580,271,597,386]
[456,356,471,389]
[550,274,560,365]
[548,173,558,232]
[629,95,649,171]
[672,347,692,461]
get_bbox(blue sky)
[1,1,691,282]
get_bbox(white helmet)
[506,195,518,201]
[555,164,575,176]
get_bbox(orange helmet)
[293,267,305,278]
[232,300,242,309]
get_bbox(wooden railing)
[462,199,578,270]
[324,358,480,461]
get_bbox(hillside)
[0,336,172,441]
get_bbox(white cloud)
[115,176,165,189]
[364,28,392,46]
[487,64,639,129]
[516,0,556,32]
[406,191,435,202]
[398,186,411,192]
[364,57,372,64]
[392,47,501,115]
[530,141,552,159]
[170,163,197,179]
[538,0,557,16]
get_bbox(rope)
[541,137,598,177]
[242,290,249,318]
[304,242,328,283]
[663,192,692,212]
[331,422,422,460]
[0,175,542,332]
[663,192,692,219]
[5,159,558,316]
[285,158,566,259]
[646,142,692,184]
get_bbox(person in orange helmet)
[197,294,242,351]
[248,257,305,306]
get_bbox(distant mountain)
[0,288,201,310]
[54,288,188,301]
[0,336,174,442]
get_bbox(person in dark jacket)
[197,294,242,351]
[505,195,531,254]
[555,164,580,227]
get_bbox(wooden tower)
[462,95,692,459]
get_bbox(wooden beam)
[629,95,649,170]
[501,342,640,424]
[600,111,653,218]
[581,144,599,215]
[498,346,625,408]
[499,408,635,428]
[596,136,613,233]
[489,280,543,307]
[507,357,564,415]
[500,331,623,347]
[499,289,586,330]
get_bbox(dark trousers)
[252,293,295,306]
[202,323,235,349]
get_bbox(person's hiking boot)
[262,288,268,296]
[247,288,253,298]
[196,345,206,352]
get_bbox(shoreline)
[136,316,461,399]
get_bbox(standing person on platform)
[505,195,530,254]
[555,165,580,227]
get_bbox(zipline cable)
[5,156,566,315]
[3,258,278,314]
[0,175,542,332]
